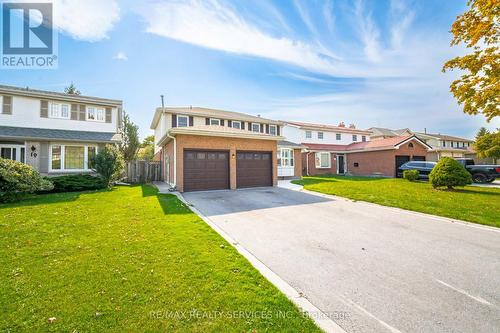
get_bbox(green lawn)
[293,175,500,228]
[0,185,320,332]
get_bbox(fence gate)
[126,160,162,183]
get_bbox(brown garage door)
[184,150,229,191]
[236,151,272,188]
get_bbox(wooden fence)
[125,160,162,183]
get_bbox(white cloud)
[353,0,382,62]
[113,51,128,61]
[53,0,120,41]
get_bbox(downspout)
[161,95,177,190]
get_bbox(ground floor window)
[0,144,25,163]
[50,144,97,171]
[315,152,331,168]
[278,148,294,167]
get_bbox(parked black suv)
[397,161,437,179]
[455,158,500,183]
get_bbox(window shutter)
[220,119,224,126]
[189,116,194,126]
[248,122,252,131]
[241,122,245,130]
[78,105,86,121]
[40,100,48,118]
[205,117,210,125]
[277,125,280,136]
[260,124,264,133]
[265,124,270,134]
[70,104,78,120]
[227,120,232,127]
[2,96,12,114]
[172,114,177,127]
[105,107,112,123]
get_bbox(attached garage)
[236,151,273,188]
[183,150,229,192]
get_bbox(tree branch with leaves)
[442,0,499,121]
[119,111,140,163]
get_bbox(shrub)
[0,158,53,202]
[403,169,419,181]
[92,145,125,187]
[429,157,472,189]
[45,174,105,193]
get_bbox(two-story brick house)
[0,85,122,175]
[150,106,284,192]
[283,121,432,177]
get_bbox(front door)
[337,155,345,174]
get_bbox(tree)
[137,135,155,160]
[92,145,125,187]
[474,128,500,159]
[429,157,472,190]
[119,112,140,162]
[442,0,499,121]
[64,83,81,95]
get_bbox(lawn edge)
[165,190,345,333]
[291,183,500,233]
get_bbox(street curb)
[286,183,500,234]
[168,190,346,333]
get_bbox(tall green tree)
[137,135,155,160]
[474,128,500,160]
[119,112,140,162]
[442,0,499,121]
[64,83,81,95]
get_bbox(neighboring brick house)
[282,121,371,176]
[0,84,122,175]
[151,107,286,192]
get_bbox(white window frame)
[251,123,260,132]
[362,135,366,142]
[336,133,341,140]
[49,144,98,172]
[305,130,312,139]
[86,106,105,122]
[231,121,241,129]
[352,134,358,142]
[318,132,324,139]
[315,152,331,169]
[49,102,71,119]
[177,115,189,127]
[210,118,220,126]
[278,148,294,167]
[0,144,25,162]
[269,124,277,136]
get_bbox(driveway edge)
[286,184,500,234]
[172,191,346,333]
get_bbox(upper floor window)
[86,106,105,122]
[442,140,446,147]
[50,102,70,119]
[251,123,260,132]
[210,118,220,126]
[336,133,341,140]
[362,135,366,142]
[318,132,324,139]
[305,131,312,139]
[352,134,358,142]
[177,115,189,127]
[451,142,454,148]
[269,124,277,135]
[231,121,241,129]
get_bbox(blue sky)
[2,0,498,139]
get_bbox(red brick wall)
[302,152,339,176]
[346,141,428,177]
[293,149,302,177]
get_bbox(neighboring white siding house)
[0,85,122,174]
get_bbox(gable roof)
[0,84,122,107]
[284,120,371,134]
[368,127,413,137]
[150,106,282,129]
[303,135,432,152]
[414,132,474,142]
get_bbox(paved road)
[183,187,500,333]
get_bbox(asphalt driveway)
[183,187,500,333]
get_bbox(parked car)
[455,158,500,183]
[397,161,437,179]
